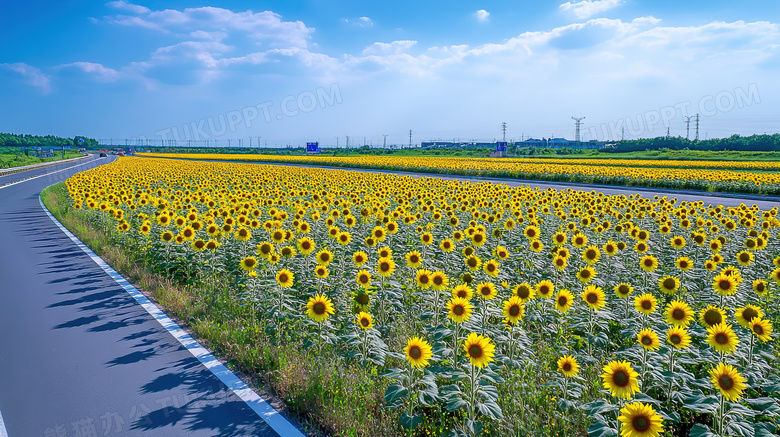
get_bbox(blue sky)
[1,0,779,146]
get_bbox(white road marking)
[0,406,8,437]
[38,194,304,437]
[0,158,101,190]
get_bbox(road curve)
[0,156,290,436]
[141,155,780,210]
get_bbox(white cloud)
[58,62,123,82]
[0,63,51,92]
[474,9,490,23]
[362,40,417,55]
[559,0,624,19]
[106,0,149,15]
[358,16,373,27]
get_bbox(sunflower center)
[509,305,521,317]
[587,293,598,303]
[705,310,722,326]
[613,370,629,387]
[664,279,676,289]
[468,259,478,267]
[380,262,390,271]
[356,294,369,305]
[641,301,652,310]
[359,275,369,284]
[642,336,652,345]
[481,287,491,296]
[672,309,685,320]
[562,363,572,372]
[468,345,483,358]
[715,333,728,344]
[670,334,681,344]
[558,297,568,306]
[313,302,326,315]
[517,288,529,299]
[632,416,650,432]
[433,277,443,285]
[719,375,734,390]
[754,325,764,335]
[360,318,370,327]
[409,346,421,359]
[581,270,591,278]
[419,276,429,284]
[718,280,731,290]
[279,274,289,283]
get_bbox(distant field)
[0,150,83,169]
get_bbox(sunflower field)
[58,156,780,436]
[139,152,780,196]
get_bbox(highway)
[0,156,298,437]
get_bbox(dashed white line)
[38,194,304,437]
[0,158,101,190]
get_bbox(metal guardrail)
[0,154,90,178]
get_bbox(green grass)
[0,150,83,169]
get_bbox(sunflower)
[581,285,606,311]
[735,250,754,267]
[524,225,540,240]
[404,337,433,368]
[617,402,664,437]
[465,255,482,271]
[750,318,773,342]
[636,328,660,351]
[735,305,763,329]
[771,267,780,284]
[276,269,294,288]
[639,255,658,272]
[447,297,474,323]
[415,269,432,289]
[431,271,449,291]
[306,294,334,323]
[356,269,372,288]
[666,327,691,350]
[552,232,567,246]
[706,322,739,354]
[712,273,738,296]
[658,276,680,295]
[582,245,601,265]
[601,360,640,400]
[316,249,334,266]
[377,257,396,277]
[634,241,649,254]
[664,300,694,327]
[161,230,174,242]
[576,266,596,283]
[669,235,686,250]
[675,257,693,271]
[572,233,588,248]
[352,250,368,267]
[512,283,535,303]
[452,284,473,300]
[234,227,252,242]
[709,362,746,401]
[296,237,315,255]
[699,305,726,328]
[603,240,618,256]
[314,265,329,279]
[614,283,634,299]
[476,282,498,300]
[555,289,574,313]
[190,239,206,251]
[405,250,423,268]
[634,294,657,315]
[377,246,392,259]
[240,256,258,271]
[502,296,525,324]
[536,280,554,299]
[553,255,568,271]
[463,332,496,368]
[557,355,579,378]
[752,279,769,297]
[372,226,386,241]
[483,259,500,277]
[356,312,373,330]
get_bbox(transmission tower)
[685,116,693,140]
[409,129,412,148]
[501,122,507,142]
[572,117,585,143]
[382,134,388,149]
[694,113,700,141]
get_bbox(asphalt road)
[0,156,286,437]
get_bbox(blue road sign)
[306,142,319,153]
[496,141,508,152]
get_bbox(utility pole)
[621,127,625,141]
[364,137,366,147]
[572,117,585,144]
[409,129,412,149]
[501,122,507,142]
[694,113,700,141]
[685,116,692,140]
[382,134,388,149]
[666,127,670,139]
[346,136,350,154]
[335,136,339,148]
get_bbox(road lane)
[0,156,294,436]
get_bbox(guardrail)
[0,154,90,178]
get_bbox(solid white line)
[0,158,101,190]
[0,406,8,437]
[38,195,304,437]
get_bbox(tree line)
[0,132,98,150]
[608,134,780,153]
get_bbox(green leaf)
[580,399,619,415]
[745,397,780,415]
[587,420,618,437]
[477,400,504,420]
[726,420,755,437]
[446,397,467,412]
[688,423,717,437]
[384,384,408,406]
[683,394,720,414]
[465,419,483,436]
[399,412,422,430]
